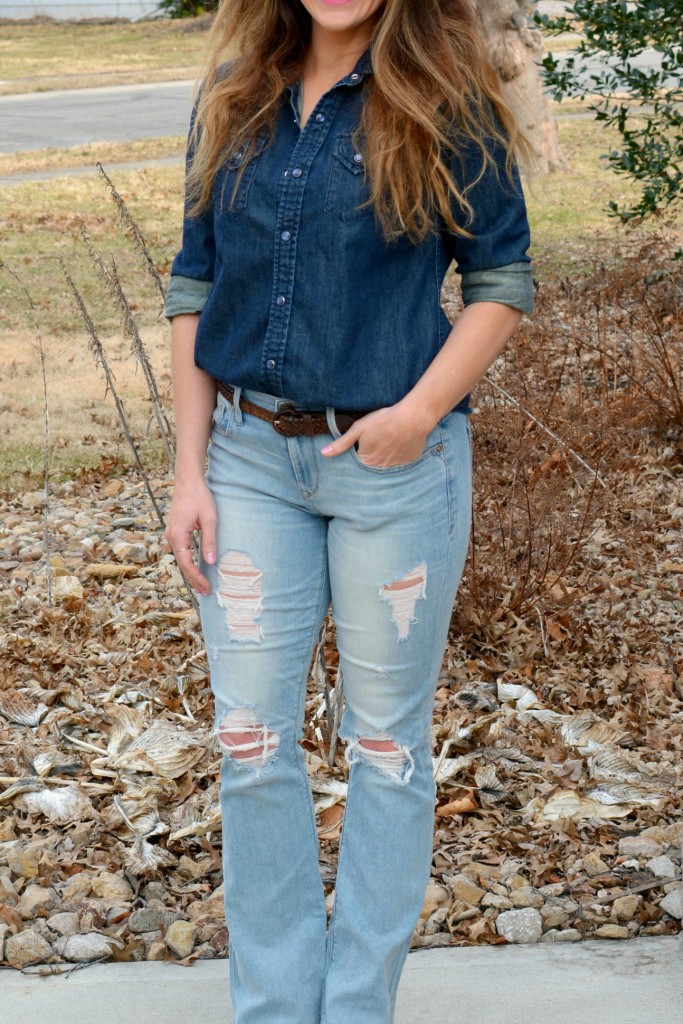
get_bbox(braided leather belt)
[215,381,369,437]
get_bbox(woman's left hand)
[320,402,433,469]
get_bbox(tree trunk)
[479,0,570,173]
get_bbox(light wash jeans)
[198,385,473,1024]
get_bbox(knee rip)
[216,707,279,770]
[345,734,415,784]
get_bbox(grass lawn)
[0,18,207,95]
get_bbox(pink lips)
[320,0,354,5]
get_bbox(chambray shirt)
[166,47,534,413]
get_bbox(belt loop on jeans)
[232,385,243,426]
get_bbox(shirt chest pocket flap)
[216,131,269,217]
[324,133,373,224]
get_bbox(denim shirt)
[166,47,534,413]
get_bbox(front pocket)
[328,409,444,475]
[324,133,373,223]
[211,392,234,438]
[215,131,268,217]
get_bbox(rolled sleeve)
[445,109,532,280]
[460,261,535,316]
[165,275,214,319]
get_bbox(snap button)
[315,113,325,123]
[353,152,363,163]
[276,295,286,306]
[281,230,291,241]
[266,359,276,370]
[292,167,302,178]
[350,73,359,81]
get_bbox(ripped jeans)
[198,385,473,1024]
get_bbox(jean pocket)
[324,133,373,224]
[215,131,268,217]
[211,391,234,438]
[328,409,443,474]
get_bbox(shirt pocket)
[215,131,269,218]
[324,133,373,224]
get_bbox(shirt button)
[292,167,302,178]
[266,359,276,370]
[350,73,359,81]
[353,152,363,164]
[281,230,291,241]
[276,295,286,306]
[315,112,325,122]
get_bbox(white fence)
[0,1,161,19]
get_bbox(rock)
[90,872,134,902]
[660,889,683,920]
[210,928,229,955]
[142,881,168,903]
[0,874,18,904]
[16,885,57,920]
[495,908,542,944]
[186,884,224,922]
[146,938,167,961]
[52,576,84,604]
[448,874,486,906]
[420,882,448,919]
[54,933,123,962]
[481,893,513,910]
[506,873,529,891]
[128,907,179,934]
[112,541,147,564]
[613,894,642,922]
[647,855,677,879]
[594,924,629,939]
[21,492,45,510]
[541,928,582,943]
[5,929,53,968]
[510,886,544,909]
[537,882,567,897]
[618,836,664,860]
[7,845,41,879]
[582,852,610,877]
[61,873,93,900]
[165,920,197,958]
[46,912,80,936]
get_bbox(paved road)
[0,79,194,155]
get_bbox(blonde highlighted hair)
[187,0,532,244]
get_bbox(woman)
[164,1,534,1022]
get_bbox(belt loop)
[232,385,243,425]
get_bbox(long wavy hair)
[186,0,532,244]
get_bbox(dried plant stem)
[483,377,608,490]
[0,260,52,605]
[62,260,167,531]
[78,221,175,465]
[97,162,166,305]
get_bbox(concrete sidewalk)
[1,935,680,1024]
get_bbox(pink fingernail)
[320,445,334,455]
[206,552,216,564]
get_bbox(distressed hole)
[345,733,414,784]
[379,561,427,641]
[217,550,263,643]
[216,707,279,769]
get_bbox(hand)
[164,477,217,596]
[320,402,433,468]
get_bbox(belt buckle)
[273,405,301,435]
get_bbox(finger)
[175,548,210,596]
[320,427,359,457]
[200,517,217,567]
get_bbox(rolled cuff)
[164,275,213,319]
[460,261,535,316]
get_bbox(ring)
[175,547,191,553]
